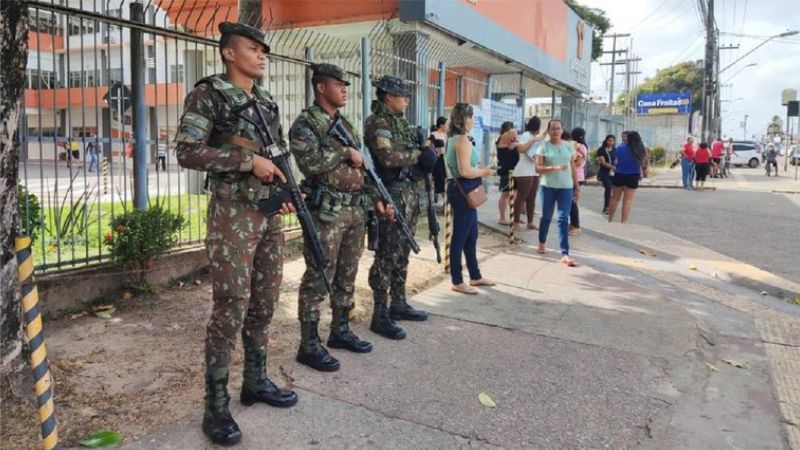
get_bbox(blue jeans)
[680,159,694,188]
[538,186,573,256]
[446,178,483,284]
[88,152,98,172]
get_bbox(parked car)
[729,141,762,168]
[790,146,800,166]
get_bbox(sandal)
[451,283,479,295]
[469,278,496,287]
[560,256,577,267]
[527,223,538,230]
[498,220,512,226]
[537,244,546,255]
[569,228,582,236]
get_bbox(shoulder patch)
[376,129,393,140]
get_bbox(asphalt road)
[579,174,800,285]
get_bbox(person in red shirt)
[694,142,712,190]
[710,137,724,178]
[681,137,696,189]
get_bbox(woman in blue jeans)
[535,119,580,267]
[445,103,496,295]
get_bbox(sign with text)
[636,92,692,115]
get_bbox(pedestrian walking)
[694,142,712,190]
[430,116,448,205]
[290,64,394,371]
[86,133,99,172]
[365,75,437,339]
[765,144,779,176]
[711,137,724,178]
[681,136,696,189]
[496,121,519,225]
[511,116,544,230]
[595,134,616,214]
[445,103,496,294]
[156,130,168,171]
[535,119,580,267]
[607,131,647,223]
[175,22,299,446]
[569,127,588,236]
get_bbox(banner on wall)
[480,99,522,132]
[636,92,692,115]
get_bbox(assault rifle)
[410,126,441,263]
[328,118,420,254]
[234,98,332,295]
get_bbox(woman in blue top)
[607,130,647,223]
[535,119,580,267]
[445,103,496,294]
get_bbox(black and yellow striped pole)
[16,236,59,450]
[101,156,109,195]
[508,171,516,245]
[443,193,451,274]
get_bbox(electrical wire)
[625,0,674,34]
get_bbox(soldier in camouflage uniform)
[365,76,438,340]
[289,64,392,372]
[175,22,298,446]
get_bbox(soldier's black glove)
[416,147,438,175]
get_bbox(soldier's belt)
[208,134,261,152]
[210,179,272,202]
[321,189,363,207]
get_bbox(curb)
[773,189,800,195]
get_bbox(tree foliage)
[565,0,611,61]
[629,61,704,112]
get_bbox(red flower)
[116,224,126,233]
[104,231,113,242]
[146,259,155,270]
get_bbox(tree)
[623,61,704,113]
[565,0,611,61]
[1,0,29,386]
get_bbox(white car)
[729,141,762,168]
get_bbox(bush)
[649,146,667,165]
[18,184,44,240]
[105,206,185,285]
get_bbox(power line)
[625,0,674,34]
[635,0,695,35]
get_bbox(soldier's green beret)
[219,22,270,54]
[310,63,350,86]
[373,75,412,97]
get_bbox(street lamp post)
[743,115,749,141]
[720,30,799,74]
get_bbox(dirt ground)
[1,218,508,449]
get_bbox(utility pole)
[743,114,748,140]
[603,56,641,117]
[715,44,739,138]
[701,0,715,142]
[602,33,630,114]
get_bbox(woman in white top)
[511,117,544,230]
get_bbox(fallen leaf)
[722,359,747,369]
[92,304,116,313]
[71,311,88,320]
[177,281,185,288]
[122,292,134,300]
[80,430,123,448]
[638,248,657,257]
[194,279,202,286]
[478,392,496,408]
[108,318,123,324]
[706,363,718,372]
[96,311,113,320]
[688,265,698,271]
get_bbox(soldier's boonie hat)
[310,63,350,86]
[219,22,270,54]
[373,75,412,97]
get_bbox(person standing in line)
[681,136,696,189]
[535,119,580,267]
[290,64,394,372]
[569,127,588,236]
[445,103,496,294]
[430,116,448,206]
[175,22,298,446]
[365,75,438,339]
[156,129,168,171]
[510,116,544,230]
[693,142,712,190]
[86,133,99,172]
[765,144,779,176]
[495,121,519,225]
[595,134,616,214]
[710,137,724,178]
[607,131,647,223]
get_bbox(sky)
[579,0,800,141]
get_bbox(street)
[580,168,800,286]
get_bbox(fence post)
[361,37,370,126]
[130,1,148,210]
[437,61,445,119]
[305,47,314,107]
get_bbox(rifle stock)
[424,175,442,263]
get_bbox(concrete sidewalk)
[122,191,799,449]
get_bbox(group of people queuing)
[680,136,738,190]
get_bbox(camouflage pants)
[368,184,420,304]
[204,197,284,368]
[298,205,365,323]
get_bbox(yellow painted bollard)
[101,156,109,195]
[443,193,452,274]
[508,171,516,245]
[16,236,59,450]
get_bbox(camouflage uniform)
[365,76,431,334]
[175,22,296,447]
[289,63,374,372]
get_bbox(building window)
[169,65,184,83]
[108,68,124,84]
[27,69,56,89]
[69,71,82,88]
[68,16,95,36]
[29,11,61,35]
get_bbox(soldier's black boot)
[241,347,298,408]
[390,288,429,322]
[370,293,407,340]
[327,307,373,353]
[296,321,341,372]
[202,367,242,446]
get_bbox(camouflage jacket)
[175,74,286,185]
[289,104,367,193]
[363,100,419,170]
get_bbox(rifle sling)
[208,134,261,152]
